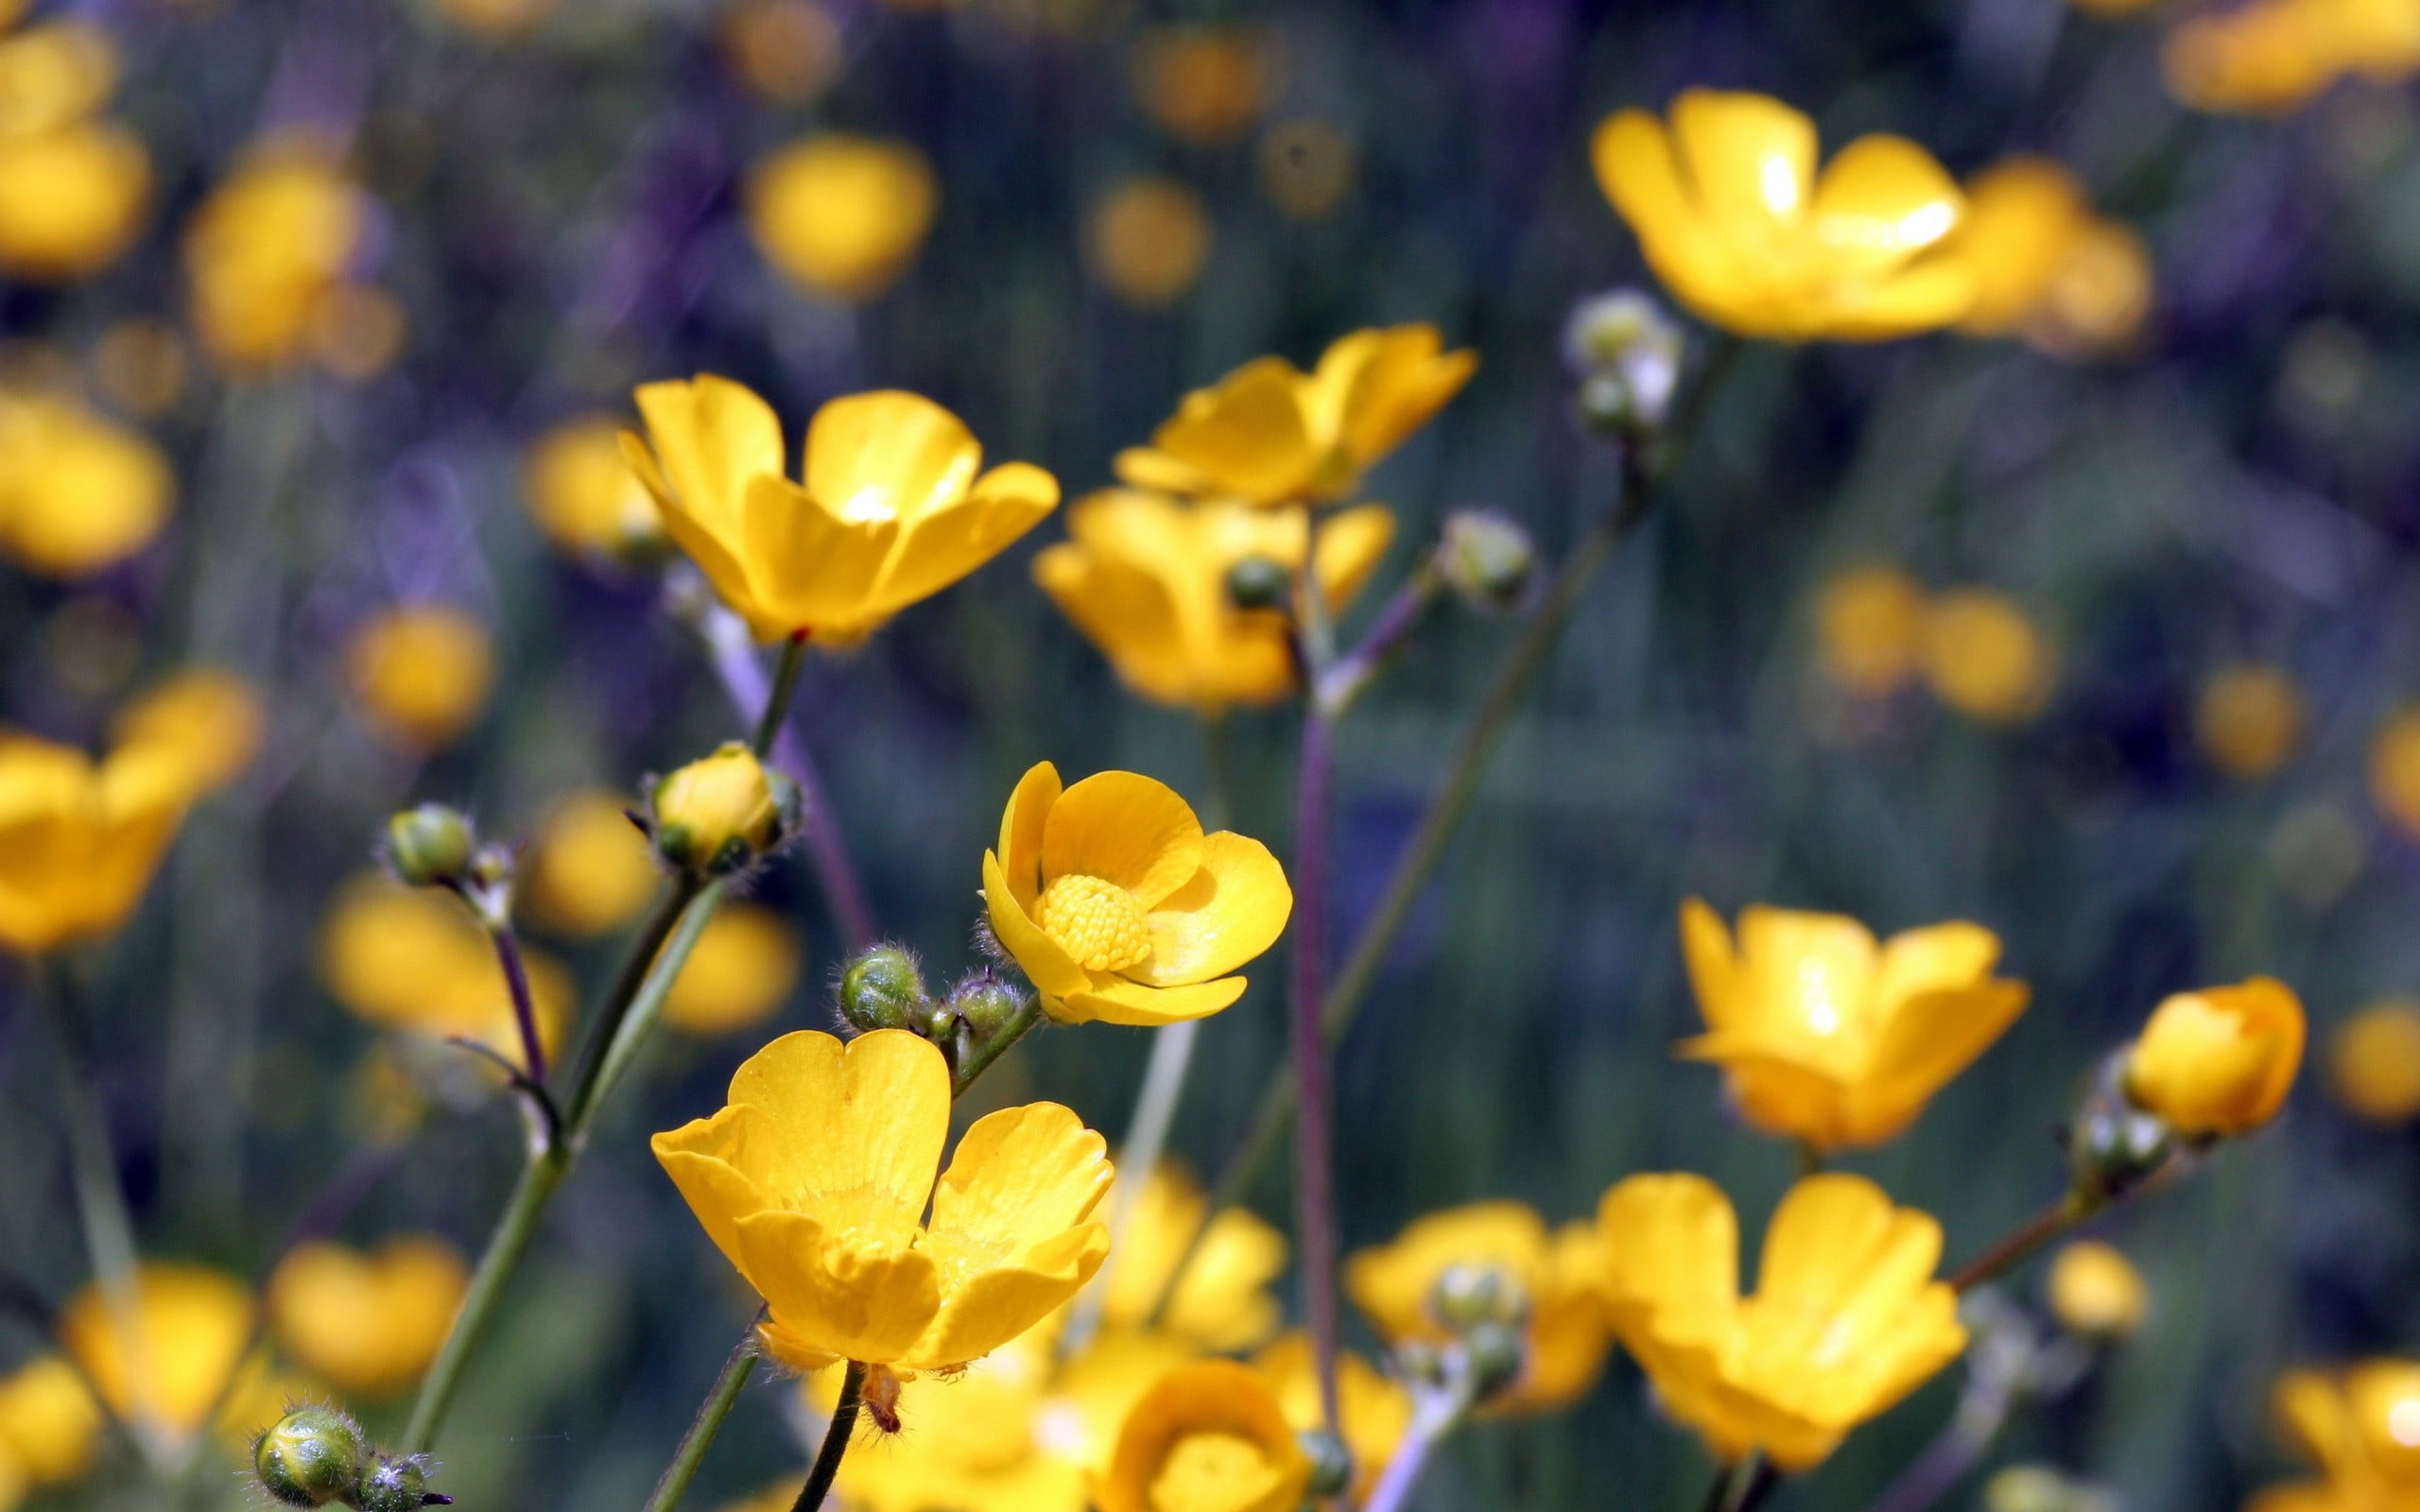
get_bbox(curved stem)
[641,1314,765,1512]
[1289,515,1345,1434]
[1359,1385,1464,1512]
[753,632,809,758]
[1947,1193,2091,1294]
[949,994,1044,1098]
[484,923,548,1089]
[790,1360,866,1512]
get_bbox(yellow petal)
[1669,89,1818,230]
[1735,904,1881,1041]
[1856,981,2030,1143]
[1321,326,1477,471]
[1111,444,1219,496]
[906,1223,1110,1369]
[652,1106,780,1277]
[1752,1173,1940,1320]
[996,761,1062,909]
[1593,109,1693,249]
[1061,975,1247,1027]
[1034,538,1199,708]
[1678,897,1741,1032]
[1344,1200,1547,1342]
[1041,769,1206,907]
[633,376,784,539]
[1150,357,1321,505]
[1808,135,1964,276]
[733,1208,940,1367]
[736,473,899,632]
[1096,1360,1309,1512]
[1597,1173,1737,1342]
[802,389,980,524]
[1811,251,1979,342]
[869,458,1059,615]
[982,849,1091,1005]
[1312,505,1396,610]
[728,1029,951,1228]
[927,1102,1115,1256]
[1138,832,1291,987]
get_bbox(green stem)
[753,631,809,758]
[1946,1193,2093,1295]
[640,1314,766,1512]
[1059,1016,1201,1360]
[790,1361,866,1512]
[950,995,1044,1098]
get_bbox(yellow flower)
[320,872,573,1056]
[1924,588,2052,723]
[2369,708,2420,838]
[2198,665,2304,780]
[2164,0,2420,116]
[982,763,1290,1026]
[0,22,148,282]
[112,668,264,794]
[524,416,664,558]
[0,387,172,576]
[267,1235,468,1399]
[0,732,193,954]
[651,743,783,870]
[1677,899,2031,1151]
[345,605,494,750]
[1814,564,1928,698]
[663,903,801,1036]
[1343,1200,1610,1414]
[1253,1333,1411,1502]
[1088,1160,1287,1351]
[1113,325,1474,507]
[1257,118,1355,220]
[1087,178,1213,309]
[0,1356,99,1489]
[718,0,842,104]
[2125,976,2306,1136]
[1034,491,1395,712]
[624,376,1059,643]
[2025,220,2152,360]
[1131,26,1270,146]
[2047,1241,2146,1340]
[59,1263,272,1443]
[1949,157,2094,336]
[746,135,937,302]
[1600,1172,1965,1470]
[653,1028,1114,1373]
[2328,1000,2420,1125]
[1593,90,1973,342]
[183,144,366,372]
[2251,1361,2420,1512]
[1094,1358,1310,1512]
[523,788,659,936]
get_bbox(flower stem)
[1289,515,1346,1435]
[1864,1390,2013,1512]
[1359,1381,1467,1512]
[640,1313,765,1512]
[752,631,809,758]
[789,1360,866,1512]
[1946,1193,2092,1294]
[949,992,1045,1098]
[484,921,549,1089]
[1060,1015,1201,1360]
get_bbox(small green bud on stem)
[1225,555,1293,612]
[2067,1051,2176,1205]
[838,945,931,1034]
[358,1453,452,1511]
[253,1407,367,1507]
[1433,512,1536,612]
[1298,1428,1354,1499]
[385,806,475,890]
[946,970,1028,1040]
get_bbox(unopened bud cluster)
[1564,288,1685,441]
[1394,1261,1531,1409]
[1224,554,1293,613]
[1433,511,1536,612]
[2066,1050,2175,1206]
[838,944,1034,1073]
[252,1406,452,1511]
[648,743,802,875]
[384,804,514,929]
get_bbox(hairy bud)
[947,971,1029,1041]
[385,806,475,890]
[838,946,930,1035]
[251,1407,366,1508]
[1461,1320,1529,1403]
[650,744,798,874]
[1298,1428,1354,1499]
[2068,1052,2174,1204]
[1564,287,1685,439]
[357,1453,452,1512]
[1433,511,1536,612]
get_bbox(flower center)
[1150,1432,1282,1512]
[1035,873,1152,973]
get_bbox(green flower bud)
[1564,287,1685,438]
[1225,555,1293,612]
[357,1453,451,1512]
[1433,512,1535,613]
[652,744,792,874]
[385,805,475,889]
[947,971,1028,1040]
[838,945,930,1034]
[1428,1261,1529,1332]
[1297,1428,1353,1500]
[251,1406,366,1507]
[1461,1320,1529,1403]
[2068,1052,2174,1204]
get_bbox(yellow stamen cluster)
[1036,874,1153,973]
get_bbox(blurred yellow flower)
[1034,490,1395,713]
[651,743,782,870]
[746,135,937,302]
[1115,325,1475,507]
[625,377,1058,643]
[1087,177,1212,309]
[1677,899,2031,1151]
[0,1356,98,1491]
[1344,1200,1610,1414]
[2047,1241,2146,1340]
[345,605,494,750]
[525,416,665,558]
[90,318,189,419]
[0,387,172,577]
[1594,90,1973,342]
[523,788,658,936]
[2164,0,2420,116]
[320,872,573,1056]
[2327,1000,2420,1124]
[305,283,407,384]
[2026,220,2152,360]
[2197,665,2304,780]
[1600,1172,1965,1469]
[2125,976,2305,1136]
[0,22,115,137]
[0,22,149,282]
[183,145,366,372]
[2249,1361,2420,1512]
[1947,155,2150,358]
[718,0,841,104]
[60,1262,273,1443]
[983,762,1291,1026]
[267,1235,468,1399]
[1257,117,1356,220]
[0,732,193,954]
[431,0,555,39]
[1132,26,1270,146]
[1253,1333,1411,1503]
[1086,1160,1287,1351]
[1094,1358,1310,1512]
[662,902,800,1036]
[112,668,264,794]
[1815,563,1928,698]
[1924,588,2053,723]
[2368,708,2420,838]
[653,1029,1113,1372]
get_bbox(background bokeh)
[5,0,2420,1508]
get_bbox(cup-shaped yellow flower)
[624,376,1059,643]
[0,120,148,282]
[266,1235,468,1399]
[2046,1241,2146,1342]
[1095,1358,1311,1512]
[661,903,801,1036]
[2250,1360,2420,1512]
[820,1337,1089,1512]
[344,605,494,751]
[59,1263,266,1444]
[1814,563,1928,699]
[0,388,172,577]
[1343,1200,1610,1413]
[112,668,264,795]
[182,145,365,372]
[2328,1000,2420,1125]
[1599,1172,1967,1470]
[2164,0,2420,116]
[1254,1333,1412,1502]
[746,134,938,302]
[524,415,663,558]
[982,762,1290,1026]
[1948,158,2096,337]
[0,733,194,954]
[651,743,785,872]
[2124,976,2305,1136]
[0,1355,99,1491]
[1677,899,2031,1150]
[1089,1160,1287,1351]
[1035,490,1395,712]
[1593,90,1974,342]
[1113,324,1476,507]
[653,1028,1114,1373]
[523,788,660,936]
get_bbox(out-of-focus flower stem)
[752,632,809,757]
[639,1307,768,1512]
[483,922,550,1090]
[1863,1377,2017,1512]
[791,1360,867,1512]
[1359,1374,1471,1512]
[1946,1192,2095,1294]
[1058,1013,1202,1360]
[1290,518,1347,1436]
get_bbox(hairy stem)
[790,1360,866,1512]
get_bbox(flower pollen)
[1036,872,1153,972]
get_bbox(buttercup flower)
[719,0,842,104]
[0,1356,99,1491]
[524,416,663,558]
[1084,1160,1288,1351]
[1677,899,2031,1151]
[653,1029,1113,1373]
[1599,1172,1966,1469]
[0,20,148,283]
[1087,177,1213,309]
[0,732,194,954]
[1815,564,1928,698]
[0,387,173,577]
[2198,665,2304,780]
[2164,0,2420,116]
[1034,491,1395,712]
[661,903,801,1036]
[267,1235,469,1399]
[523,788,659,936]
[1344,1200,1610,1413]
[2328,1000,2420,1125]
[624,376,1059,643]
[1947,157,2149,355]
[345,606,494,751]
[1594,90,1974,342]
[59,1263,291,1447]
[2047,1241,2146,1341]
[982,763,1291,1026]
[1131,26,1270,146]
[2124,976,2305,1137]
[1094,1359,1311,1512]
[183,143,367,372]
[112,668,265,794]
[2248,1360,2420,1512]
[1924,589,2053,724]
[651,744,788,872]
[746,135,938,302]
[320,872,573,1057]
[1254,1333,1412,1501]
[1113,325,1475,507]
